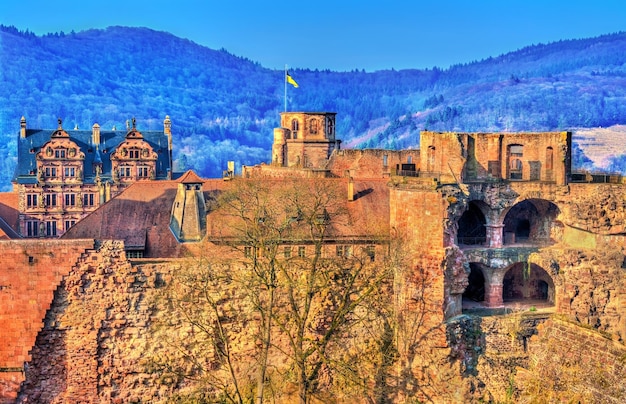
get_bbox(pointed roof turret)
[170,170,206,242]
[177,170,204,184]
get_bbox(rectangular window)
[366,245,376,262]
[126,250,144,259]
[45,167,58,178]
[64,167,75,177]
[298,246,306,258]
[244,246,253,258]
[283,246,292,258]
[119,167,132,177]
[26,220,39,237]
[383,154,388,167]
[55,149,66,159]
[336,245,351,258]
[27,194,38,208]
[138,167,149,178]
[65,193,76,207]
[45,194,57,207]
[64,220,75,231]
[510,145,524,157]
[45,221,57,237]
[83,193,95,207]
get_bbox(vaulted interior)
[502,199,560,245]
[502,263,555,304]
[457,201,487,246]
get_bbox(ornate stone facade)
[13,116,172,238]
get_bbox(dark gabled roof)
[14,128,171,184]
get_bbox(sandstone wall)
[0,239,94,403]
[17,241,171,403]
[515,316,626,403]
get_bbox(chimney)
[347,176,354,202]
[163,115,172,136]
[92,123,101,145]
[20,116,26,138]
[164,115,173,179]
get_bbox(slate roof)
[14,128,171,185]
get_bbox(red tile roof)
[177,170,205,184]
[0,193,20,239]
[63,176,390,257]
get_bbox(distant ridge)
[1,25,626,189]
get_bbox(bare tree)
[145,251,254,403]
[214,178,393,403]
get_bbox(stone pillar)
[484,283,503,307]
[484,268,504,307]
[485,224,504,248]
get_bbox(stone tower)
[272,112,341,169]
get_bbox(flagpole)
[284,64,287,112]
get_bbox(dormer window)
[54,149,66,159]
[129,149,140,159]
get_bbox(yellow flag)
[286,72,299,88]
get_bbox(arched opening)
[457,201,487,245]
[427,146,435,172]
[502,263,554,305]
[463,263,485,302]
[508,144,524,180]
[502,199,560,246]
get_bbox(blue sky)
[2,0,626,72]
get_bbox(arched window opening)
[309,119,318,135]
[546,147,554,170]
[327,119,334,136]
[457,201,487,245]
[508,144,524,180]
[287,119,300,139]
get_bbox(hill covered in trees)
[1,25,626,189]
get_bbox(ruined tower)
[272,112,341,169]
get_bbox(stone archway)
[502,262,555,305]
[502,199,560,246]
[457,201,487,246]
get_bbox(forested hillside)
[1,25,626,190]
